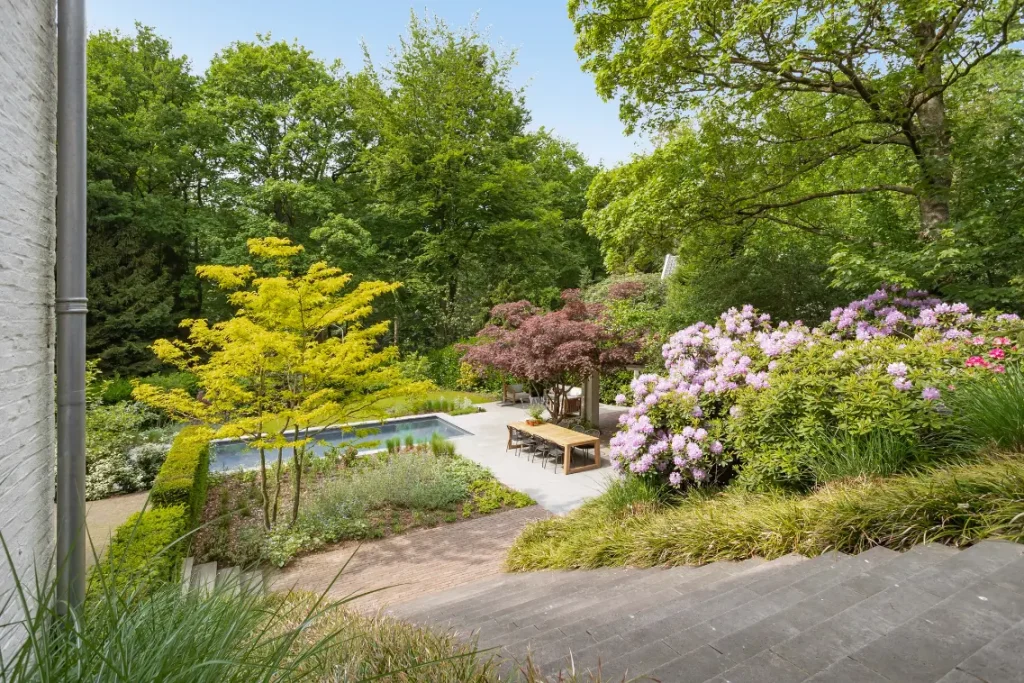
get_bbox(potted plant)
[526,403,545,426]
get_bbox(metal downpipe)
[55,0,88,617]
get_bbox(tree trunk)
[259,447,270,530]
[913,22,953,240]
[291,427,304,525]
[271,446,284,525]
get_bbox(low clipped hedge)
[98,505,190,594]
[91,426,212,595]
[150,426,212,524]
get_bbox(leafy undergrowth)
[196,446,534,568]
[506,454,1024,571]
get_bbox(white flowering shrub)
[609,286,1024,491]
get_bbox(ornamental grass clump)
[506,454,1024,571]
[608,285,1024,491]
[949,361,1024,452]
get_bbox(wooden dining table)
[507,421,601,474]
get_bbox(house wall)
[0,0,58,656]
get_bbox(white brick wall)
[0,0,57,656]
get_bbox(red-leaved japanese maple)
[462,290,636,422]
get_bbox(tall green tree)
[574,0,1024,313]
[200,36,373,271]
[354,16,602,349]
[87,26,220,373]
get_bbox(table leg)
[593,441,601,468]
[563,445,571,475]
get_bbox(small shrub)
[126,441,171,489]
[385,437,402,455]
[950,362,1024,452]
[138,371,199,397]
[85,401,164,499]
[446,456,493,487]
[596,476,669,516]
[404,434,416,449]
[101,376,135,404]
[467,479,535,514]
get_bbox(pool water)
[209,415,472,472]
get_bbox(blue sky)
[86,1,649,166]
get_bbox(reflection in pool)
[209,415,472,472]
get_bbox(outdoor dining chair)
[570,426,601,467]
[507,427,526,457]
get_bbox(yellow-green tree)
[134,237,429,526]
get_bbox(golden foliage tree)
[134,237,429,526]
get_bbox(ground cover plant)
[194,438,533,568]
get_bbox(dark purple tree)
[462,290,637,422]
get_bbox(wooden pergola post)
[583,369,600,427]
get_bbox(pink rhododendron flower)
[989,347,1006,360]
[893,377,913,391]
[887,362,908,377]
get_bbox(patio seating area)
[506,421,601,474]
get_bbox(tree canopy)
[86,18,603,375]
[573,0,1024,314]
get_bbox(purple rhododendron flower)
[921,387,941,401]
[614,393,627,405]
[887,362,908,377]
[893,377,913,391]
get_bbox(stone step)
[697,541,1024,683]
[523,555,817,677]
[190,561,217,596]
[399,568,621,623]
[457,565,694,634]
[180,556,194,596]
[825,541,1024,683]
[548,553,854,680]
[240,569,264,595]
[638,543,962,682]
[216,566,240,596]
[481,558,774,652]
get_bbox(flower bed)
[610,286,1023,490]
[194,442,534,568]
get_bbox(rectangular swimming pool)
[209,415,472,472]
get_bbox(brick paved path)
[270,506,550,612]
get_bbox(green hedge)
[98,505,189,594]
[91,426,212,595]
[150,426,212,524]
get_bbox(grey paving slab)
[804,657,891,683]
[850,581,1024,683]
[951,621,1024,683]
[708,650,808,683]
[643,645,734,683]
[770,608,883,676]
